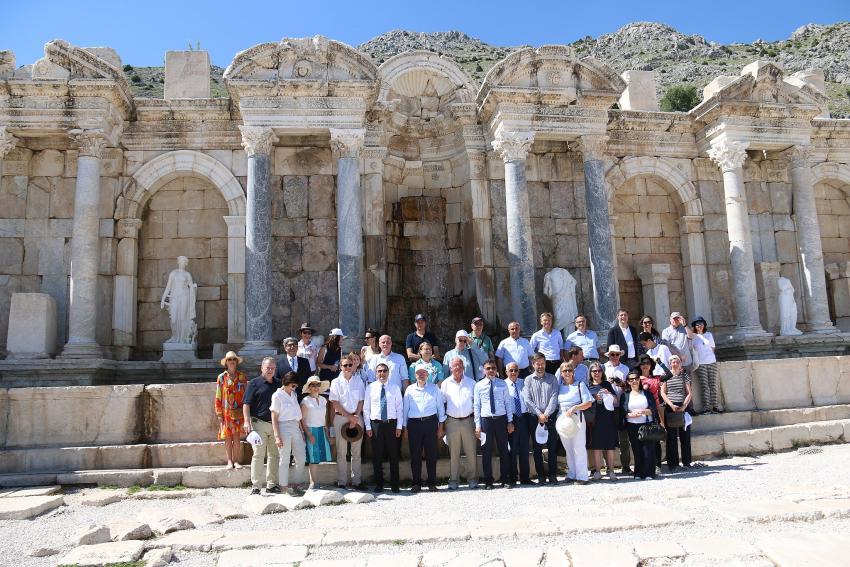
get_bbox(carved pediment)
[33,40,126,82]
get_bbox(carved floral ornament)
[788,144,813,169]
[329,128,365,158]
[491,127,534,162]
[239,126,277,156]
[0,127,18,159]
[707,140,749,172]
[69,128,107,158]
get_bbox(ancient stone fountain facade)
[1,38,849,368]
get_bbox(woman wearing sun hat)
[214,351,248,469]
[301,376,332,489]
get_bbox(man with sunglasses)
[329,357,366,489]
[504,362,532,485]
[442,330,487,382]
[297,323,319,373]
[275,337,312,399]
[604,344,632,474]
[364,362,402,493]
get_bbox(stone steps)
[690,403,850,433]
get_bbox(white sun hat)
[556,413,579,439]
[246,430,263,446]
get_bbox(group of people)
[213,310,721,496]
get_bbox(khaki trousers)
[333,414,363,485]
[250,418,280,489]
[445,416,478,485]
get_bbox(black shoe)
[501,482,513,489]
[266,486,281,494]
[373,485,384,493]
[520,480,534,486]
[250,488,261,495]
[668,466,680,473]
[484,484,494,490]
[428,485,439,492]
[621,467,633,474]
[391,486,400,493]
[548,478,559,485]
[576,480,589,485]
[354,483,369,491]
[411,485,421,494]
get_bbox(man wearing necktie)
[474,361,514,489]
[364,363,403,493]
[504,362,532,485]
[442,330,486,382]
[275,337,312,399]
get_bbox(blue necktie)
[513,384,522,415]
[380,384,388,421]
[489,379,496,414]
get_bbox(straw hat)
[301,375,330,395]
[339,422,364,443]
[219,351,243,367]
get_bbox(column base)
[803,322,838,334]
[238,341,278,362]
[732,326,773,341]
[160,342,198,363]
[60,340,106,360]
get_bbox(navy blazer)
[607,325,639,359]
[274,355,312,397]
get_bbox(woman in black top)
[317,332,343,382]
[620,368,659,480]
[586,361,619,481]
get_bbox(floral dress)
[214,370,247,440]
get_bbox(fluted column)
[62,129,107,358]
[789,145,835,332]
[707,140,768,337]
[239,126,278,356]
[330,128,365,347]
[492,127,537,334]
[580,135,619,329]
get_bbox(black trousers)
[626,422,657,478]
[508,412,532,483]
[407,415,438,486]
[481,415,510,484]
[545,360,561,375]
[666,425,692,468]
[518,366,532,378]
[370,419,400,489]
[532,413,559,481]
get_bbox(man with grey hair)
[662,312,694,374]
[367,335,409,390]
[275,337,311,398]
[242,356,281,494]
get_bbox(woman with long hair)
[586,361,619,481]
[317,329,344,381]
[621,368,659,479]
[691,316,720,414]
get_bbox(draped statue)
[160,256,198,344]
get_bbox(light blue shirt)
[403,382,446,426]
[530,328,564,361]
[557,381,592,414]
[408,359,445,384]
[566,329,600,359]
[505,378,527,414]
[473,377,514,428]
[574,364,589,387]
[443,345,488,381]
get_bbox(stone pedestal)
[239,126,278,357]
[6,293,57,359]
[62,129,107,359]
[618,70,659,111]
[161,342,198,363]
[492,127,537,335]
[756,262,782,336]
[826,262,850,332]
[581,135,619,329]
[164,50,211,99]
[635,263,671,325]
[707,140,770,339]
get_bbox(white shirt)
[363,381,404,430]
[604,362,630,395]
[367,351,408,390]
[495,336,534,370]
[298,340,319,372]
[647,343,673,376]
[692,332,716,364]
[626,390,651,424]
[270,389,302,423]
[620,325,636,359]
[300,395,327,428]
[440,376,475,418]
[328,375,366,414]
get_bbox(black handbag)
[638,421,666,442]
[581,385,596,425]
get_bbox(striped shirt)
[664,372,691,405]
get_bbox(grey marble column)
[62,129,107,358]
[707,140,769,337]
[239,126,278,356]
[580,135,619,329]
[789,145,835,332]
[330,128,365,348]
[492,128,537,334]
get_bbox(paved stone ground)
[4,444,850,566]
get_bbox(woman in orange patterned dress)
[215,351,248,469]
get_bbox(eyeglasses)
[507,368,519,372]
[226,358,237,361]
[341,363,352,368]
[484,367,496,371]
[376,369,388,373]
[641,321,652,325]
[301,330,313,335]
[627,377,639,382]
[365,336,374,340]
[590,369,602,373]
[562,369,574,373]
[309,383,320,388]
[609,353,621,356]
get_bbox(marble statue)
[543,267,578,339]
[778,277,802,336]
[160,256,198,344]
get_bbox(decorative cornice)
[0,127,18,159]
[491,126,534,162]
[329,128,365,158]
[69,128,107,158]
[707,140,749,172]
[578,135,608,161]
[239,126,277,157]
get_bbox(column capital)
[636,263,671,284]
[239,126,277,157]
[676,215,704,235]
[491,127,534,162]
[329,128,365,158]
[708,140,749,172]
[788,144,813,169]
[578,135,608,161]
[223,215,247,236]
[116,218,143,239]
[0,126,18,159]
[69,128,107,159]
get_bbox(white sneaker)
[608,471,618,481]
[592,470,602,481]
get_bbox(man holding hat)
[406,314,440,362]
[604,344,632,474]
[329,358,366,489]
[275,337,312,398]
[469,316,494,361]
[442,330,488,382]
[364,362,403,493]
[522,353,559,485]
[242,356,282,494]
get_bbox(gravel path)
[4,444,850,566]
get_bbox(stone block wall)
[815,179,850,265]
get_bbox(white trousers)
[277,420,306,487]
[559,416,589,481]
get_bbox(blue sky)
[2,0,846,67]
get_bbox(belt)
[371,418,397,423]
[251,417,271,423]
[407,415,437,422]
[484,414,507,419]
[448,414,472,420]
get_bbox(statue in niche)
[161,256,198,344]
[778,277,802,336]
[543,267,578,340]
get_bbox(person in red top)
[215,351,248,469]
[637,353,671,472]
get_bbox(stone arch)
[377,51,477,103]
[811,162,850,188]
[605,156,702,216]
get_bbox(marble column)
[330,128,366,347]
[112,218,142,360]
[362,146,387,332]
[62,129,107,358]
[492,127,537,334]
[224,215,247,343]
[636,263,671,325]
[580,135,619,329]
[239,126,277,357]
[707,140,769,337]
[467,149,497,324]
[789,145,835,332]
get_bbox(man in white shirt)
[639,332,673,376]
[297,322,319,373]
[603,344,632,474]
[364,363,403,493]
[367,335,409,390]
[440,357,478,489]
[496,321,534,378]
[530,312,566,374]
[329,361,366,489]
[504,362,532,485]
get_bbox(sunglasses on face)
[341,363,352,368]
[507,368,519,372]
[377,369,388,373]
[563,369,574,373]
[301,331,313,335]
[591,369,602,373]
[226,358,237,361]
[309,384,320,388]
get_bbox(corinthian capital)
[69,128,107,158]
[708,140,749,173]
[788,144,813,170]
[329,128,365,158]
[0,126,18,159]
[578,135,608,161]
[239,126,277,157]
[491,127,534,162]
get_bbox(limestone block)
[146,530,220,551]
[304,489,344,506]
[177,209,227,238]
[5,292,57,358]
[567,543,637,567]
[808,356,850,405]
[619,70,658,111]
[243,495,286,515]
[774,231,798,264]
[181,466,250,488]
[751,357,812,410]
[632,541,685,560]
[142,547,172,567]
[136,508,195,534]
[145,383,217,443]
[277,175,309,218]
[343,491,375,504]
[218,547,310,567]
[110,521,153,541]
[75,524,112,546]
[722,428,772,455]
[274,147,333,176]
[0,238,23,274]
[80,489,125,507]
[758,532,850,567]
[29,547,60,557]
[164,50,210,99]
[61,541,145,567]
[212,530,323,550]
[29,149,64,177]
[691,432,724,458]
[770,424,812,451]
[717,361,756,411]
[174,505,224,526]
[808,420,845,443]
[308,175,335,219]
[0,495,64,519]
[302,236,336,271]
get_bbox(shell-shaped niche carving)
[392,68,456,99]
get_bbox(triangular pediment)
[33,39,126,82]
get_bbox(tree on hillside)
[660,84,701,112]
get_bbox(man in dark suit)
[275,337,312,398]
[607,309,639,369]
